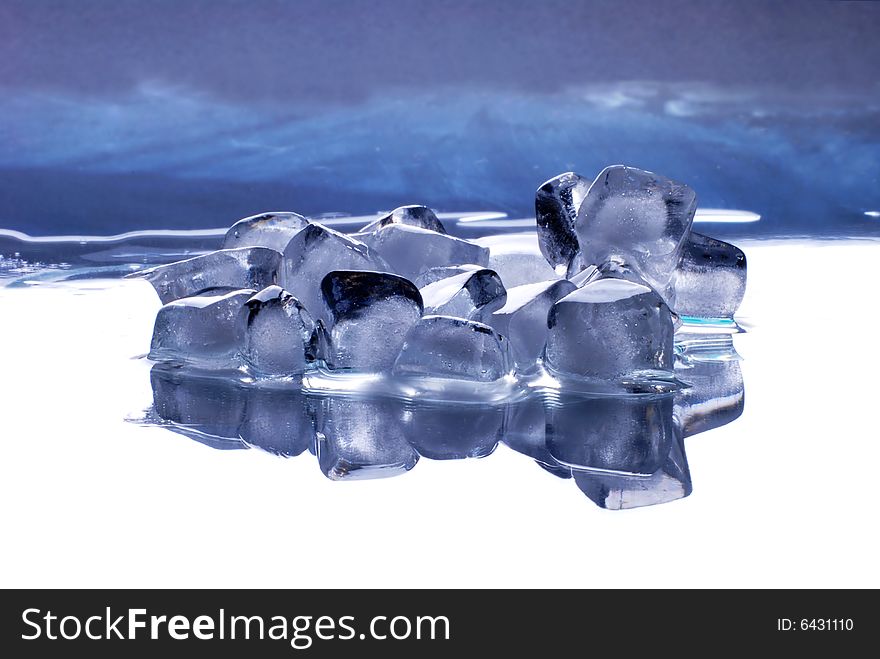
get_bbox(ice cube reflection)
[143,332,742,509]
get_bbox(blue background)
[1,0,878,237]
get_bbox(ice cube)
[544,279,674,379]
[672,232,747,319]
[419,269,506,323]
[321,271,423,371]
[674,334,744,437]
[567,263,600,288]
[223,211,310,251]
[315,395,419,480]
[591,257,676,311]
[489,279,576,370]
[403,402,502,459]
[546,394,676,475]
[574,165,697,289]
[149,289,255,367]
[238,285,317,376]
[503,397,572,478]
[239,389,315,457]
[134,247,280,304]
[356,224,488,282]
[573,427,691,510]
[474,232,563,288]
[150,364,248,449]
[392,315,511,382]
[278,223,391,321]
[535,172,590,275]
[489,252,563,289]
[414,264,484,288]
[359,205,447,234]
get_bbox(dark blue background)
[1,0,878,236]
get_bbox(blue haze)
[0,0,878,237]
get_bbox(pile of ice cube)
[136,165,746,386]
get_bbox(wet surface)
[1,236,878,587]
[140,335,742,509]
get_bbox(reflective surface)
[1,238,878,587]
[141,326,741,509]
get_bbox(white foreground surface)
[1,239,878,588]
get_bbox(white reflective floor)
[1,239,878,588]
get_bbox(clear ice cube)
[359,205,448,234]
[278,223,391,321]
[490,252,563,289]
[149,288,255,367]
[574,165,697,289]
[489,279,576,370]
[544,279,674,379]
[567,263,600,288]
[672,232,747,319]
[535,171,590,275]
[238,285,317,376]
[321,270,423,371]
[474,232,563,288]
[592,257,676,311]
[134,247,280,304]
[419,269,506,323]
[356,224,488,282]
[315,395,419,480]
[223,211,310,251]
[403,402,503,460]
[414,264,484,288]
[392,315,511,382]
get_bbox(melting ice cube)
[134,247,280,304]
[320,270,423,371]
[359,205,448,234]
[238,285,317,376]
[672,232,747,319]
[544,279,674,380]
[574,165,697,289]
[474,232,562,288]
[223,211,310,251]
[419,269,506,323]
[279,223,391,321]
[414,264,485,288]
[535,171,590,275]
[489,279,576,370]
[149,288,255,367]
[392,315,511,382]
[591,257,677,312]
[356,224,488,282]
